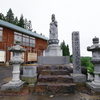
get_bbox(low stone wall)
[38,56,70,65]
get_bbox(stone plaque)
[72,31,81,74]
[22,66,37,77]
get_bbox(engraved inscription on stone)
[72,31,81,74]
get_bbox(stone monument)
[48,14,59,44]
[21,65,37,86]
[86,37,100,92]
[34,15,75,94]
[44,14,62,56]
[70,31,86,82]
[38,14,69,65]
[1,41,27,90]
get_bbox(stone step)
[41,70,70,75]
[38,75,73,83]
[37,65,73,74]
[34,82,76,94]
[42,65,72,70]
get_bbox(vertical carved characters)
[72,31,81,74]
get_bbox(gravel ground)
[0,66,12,86]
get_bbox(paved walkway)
[0,66,100,100]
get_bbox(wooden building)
[0,20,48,64]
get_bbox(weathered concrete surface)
[38,56,70,65]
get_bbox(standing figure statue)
[49,14,58,39]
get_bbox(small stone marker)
[21,65,37,86]
[22,66,37,77]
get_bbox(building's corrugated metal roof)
[0,20,49,40]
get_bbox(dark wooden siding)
[0,26,47,63]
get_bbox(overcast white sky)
[1,0,100,56]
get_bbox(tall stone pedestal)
[39,41,67,65]
[44,44,62,56]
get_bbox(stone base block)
[86,82,100,92]
[22,66,37,77]
[70,73,86,83]
[44,44,62,56]
[21,76,37,85]
[1,81,25,91]
[38,56,70,65]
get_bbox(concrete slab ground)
[0,66,100,100]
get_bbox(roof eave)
[0,20,49,41]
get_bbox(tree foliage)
[81,57,94,75]
[5,8,14,23]
[66,44,70,56]
[13,16,18,25]
[0,13,5,20]
[0,8,33,30]
[18,14,25,28]
[34,31,37,33]
[60,40,70,56]
[24,19,33,31]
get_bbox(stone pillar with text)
[70,31,86,82]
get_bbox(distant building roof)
[0,20,49,40]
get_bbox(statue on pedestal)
[49,14,58,39]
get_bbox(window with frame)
[14,32,22,44]
[14,32,35,47]
[0,27,3,42]
[22,35,29,46]
[30,37,35,47]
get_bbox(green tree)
[70,55,73,63]
[13,16,18,25]
[34,31,37,33]
[60,40,70,56]
[18,14,25,28]
[81,57,94,75]
[66,44,70,56]
[5,8,14,23]
[0,13,5,20]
